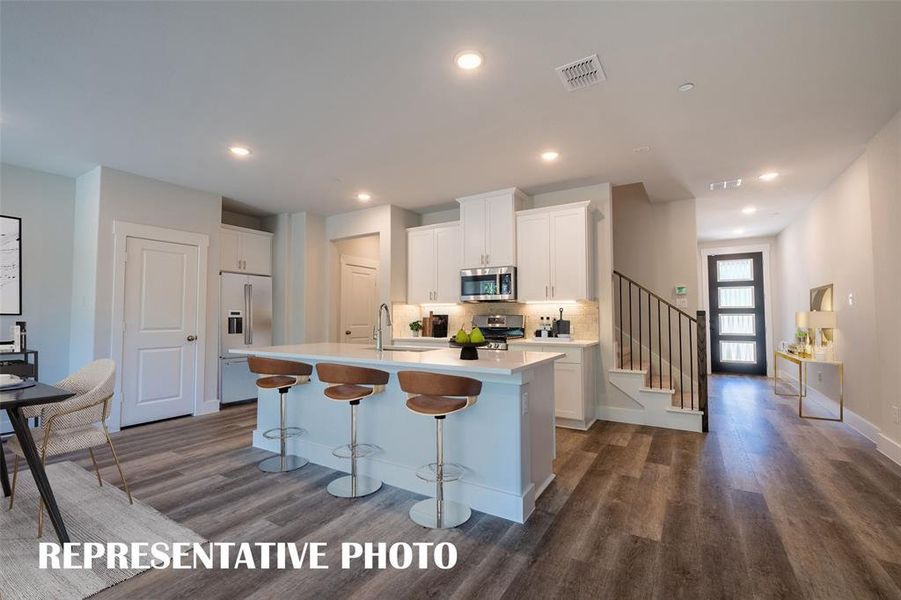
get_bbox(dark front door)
[708,252,767,375]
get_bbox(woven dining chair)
[7,358,133,536]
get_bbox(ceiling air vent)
[709,178,743,191]
[556,54,606,92]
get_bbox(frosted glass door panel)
[716,258,753,282]
[718,286,754,308]
[720,341,756,363]
[719,314,756,335]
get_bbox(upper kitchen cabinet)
[457,188,528,268]
[220,225,273,276]
[515,201,591,301]
[407,222,461,304]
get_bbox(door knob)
[186,335,197,342]
[345,330,352,335]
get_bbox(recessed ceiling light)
[758,171,779,182]
[733,228,746,235]
[356,192,372,202]
[741,206,757,215]
[633,145,651,153]
[454,51,483,70]
[678,82,695,92]
[541,150,560,162]
[228,146,252,157]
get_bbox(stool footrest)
[263,426,305,440]
[332,443,382,459]
[416,462,465,483]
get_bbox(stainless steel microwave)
[460,266,516,302]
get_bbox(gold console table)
[773,350,843,421]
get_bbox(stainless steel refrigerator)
[219,273,272,404]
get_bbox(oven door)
[460,266,516,302]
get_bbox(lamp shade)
[795,311,809,328]
[807,310,836,329]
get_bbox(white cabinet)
[457,188,527,268]
[406,222,461,304]
[515,201,590,301]
[508,342,597,430]
[553,362,583,420]
[220,225,273,276]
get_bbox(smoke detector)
[556,54,606,92]
[709,178,743,191]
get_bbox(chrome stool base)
[410,498,471,529]
[258,454,308,473]
[328,474,382,498]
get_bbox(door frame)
[699,243,774,377]
[110,221,210,431]
[338,254,379,342]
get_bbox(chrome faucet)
[374,302,392,351]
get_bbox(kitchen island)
[230,343,564,522]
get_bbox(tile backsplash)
[392,301,599,340]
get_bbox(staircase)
[608,271,708,433]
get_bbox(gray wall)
[0,163,75,383]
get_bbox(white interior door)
[340,257,378,344]
[122,236,200,426]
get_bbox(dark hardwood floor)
[8,375,901,599]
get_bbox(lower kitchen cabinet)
[508,343,597,430]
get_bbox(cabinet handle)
[485,253,490,265]
[551,285,555,297]
[545,285,549,298]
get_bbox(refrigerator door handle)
[244,283,252,345]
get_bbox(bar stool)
[248,356,313,473]
[316,363,390,498]
[398,370,481,529]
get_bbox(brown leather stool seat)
[248,356,313,472]
[256,375,301,389]
[398,371,481,529]
[315,363,390,498]
[405,395,468,416]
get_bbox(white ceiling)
[2,2,900,240]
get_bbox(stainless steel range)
[471,314,525,350]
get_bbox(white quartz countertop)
[392,336,599,348]
[230,343,565,375]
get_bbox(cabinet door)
[554,362,583,420]
[434,224,461,303]
[459,199,486,268]
[241,231,272,276]
[407,228,436,304]
[220,228,242,272]
[515,213,550,301]
[485,195,516,266]
[549,208,588,300]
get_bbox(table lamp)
[807,310,836,359]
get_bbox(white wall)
[776,109,901,461]
[69,167,101,371]
[0,163,75,384]
[866,110,901,454]
[613,183,699,311]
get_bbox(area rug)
[0,461,204,600]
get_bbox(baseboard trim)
[878,434,901,467]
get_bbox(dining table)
[1,382,75,543]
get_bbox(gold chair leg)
[105,430,133,505]
[88,448,103,487]
[8,454,19,510]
